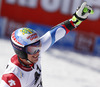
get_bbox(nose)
[33,49,40,54]
[33,50,40,56]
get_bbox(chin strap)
[26,59,34,69]
[26,59,33,64]
[18,56,34,69]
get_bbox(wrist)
[72,16,82,27]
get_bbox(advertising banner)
[74,32,95,53]
[4,19,26,38]
[0,17,2,37]
[26,22,51,37]
[1,0,100,35]
[0,17,7,37]
[94,37,100,56]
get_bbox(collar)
[11,55,34,71]
[18,57,34,68]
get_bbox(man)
[0,2,94,87]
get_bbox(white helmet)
[11,28,40,59]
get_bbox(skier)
[0,2,94,87]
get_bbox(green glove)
[72,2,94,26]
[74,2,94,21]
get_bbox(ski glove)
[71,2,94,27]
[74,2,94,21]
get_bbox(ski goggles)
[25,40,41,55]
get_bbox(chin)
[33,59,38,63]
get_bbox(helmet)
[11,28,40,59]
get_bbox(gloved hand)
[74,2,94,21]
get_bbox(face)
[26,41,41,64]
[27,50,40,64]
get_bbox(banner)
[4,19,25,38]
[94,37,100,56]
[1,0,100,35]
[74,32,95,53]
[0,17,2,37]
[0,17,7,37]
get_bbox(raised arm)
[40,2,94,53]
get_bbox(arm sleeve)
[40,19,76,53]
[0,73,21,87]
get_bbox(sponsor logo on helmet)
[20,28,33,35]
[27,33,38,41]
[12,43,22,50]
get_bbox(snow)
[0,39,100,87]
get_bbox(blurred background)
[0,0,100,87]
[0,0,100,55]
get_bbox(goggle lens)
[25,40,41,55]
[26,46,40,55]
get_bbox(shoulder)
[11,55,18,64]
[1,73,21,87]
[4,55,19,73]
[10,55,33,71]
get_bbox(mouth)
[32,55,39,59]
